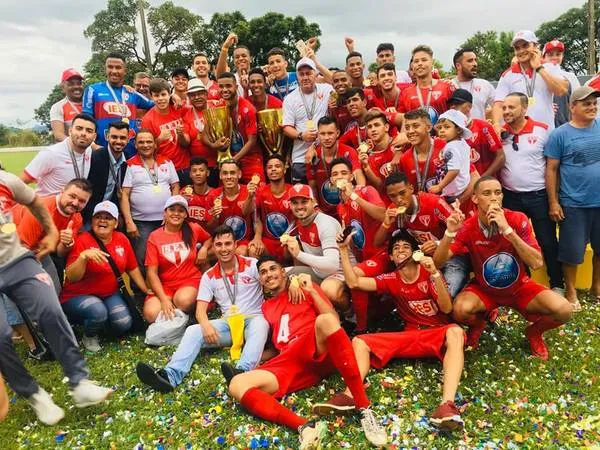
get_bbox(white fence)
[0,146,45,153]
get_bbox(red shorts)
[145,277,201,302]
[355,250,391,277]
[259,329,335,398]
[463,279,546,321]
[262,237,287,259]
[358,324,461,368]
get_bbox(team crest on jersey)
[309,232,317,244]
[34,272,52,286]
[366,260,377,267]
[321,181,340,206]
[418,215,431,227]
[351,219,365,249]
[182,186,193,196]
[528,135,539,145]
[482,252,519,289]
[470,148,481,163]
[417,281,429,293]
[115,246,125,258]
[432,91,442,100]
[266,212,290,238]
[474,85,481,93]
[161,242,190,266]
[224,216,247,241]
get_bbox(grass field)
[0,151,37,176]
[1,297,599,450]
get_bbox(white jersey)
[452,78,495,120]
[440,139,471,197]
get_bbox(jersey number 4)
[277,314,290,344]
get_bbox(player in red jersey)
[206,160,254,255]
[433,176,573,359]
[250,155,292,260]
[359,109,396,191]
[399,45,454,124]
[248,68,283,112]
[191,53,221,103]
[180,157,215,229]
[329,70,353,132]
[227,255,388,449]
[371,63,404,113]
[325,230,466,431]
[305,116,365,217]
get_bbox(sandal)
[571,299,582,312]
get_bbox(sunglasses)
[501,131,519,151]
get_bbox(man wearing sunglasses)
[500,92,563,294]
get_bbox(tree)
[34,84,65,128]
[458,31,515,80]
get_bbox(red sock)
[527,316,563,335]
[240,387,307,430]
[351,289,369,331]
[326,328,370,409]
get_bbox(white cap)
[296,57,317,72]
[511,30,538,46]
[187,78,207,93]
[438,110,473,140]
[93,201,119,220]
[164,195,189,212]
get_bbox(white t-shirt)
[396,69,412,84]
[452,78,495,120]
[495,62,565,130]
[282,83,333,163]
[440,139,470,197]
[24,139,92,196]
[500,118,548,192]
[197,255,263,316]
[49,97,82,133]
[122,155,179,221]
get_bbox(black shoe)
[220,362,243,385]
[136,362,174,393]
[28,346,54,361]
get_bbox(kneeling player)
[317,230,466,431]
[227,256,387,449]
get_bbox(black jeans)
[502,188,563,289]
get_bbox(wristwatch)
[535,66,544,73]
[297,131,303,141]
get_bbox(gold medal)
[528,97,536,106]
[363,79,371,87]
[251,174,260,185]
[280,233,290,244]
[412,250,424,262]
[306,120,314,130]
[1,223,17,234]
[152,185,162,193]
[397,206,407,215]
[358,143,369,155]
[122,117,129,124]
[386,107,397,113]
[335,179,347,190]
[289,276,299,288]
[214,197,222,207]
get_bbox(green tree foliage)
[34,84,65,128]
[457,31,515,80]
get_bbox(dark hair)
[436,118,464,138]
[474,175,500,193]
[181,221,193,249]
[266,47,286,60]
[265,154,287,166]
[256,254,283,270]
[193,52,208,62]
[213,224,236,240]
[234,44,250,53]
[317,116,338,128]
[107,121,130,132]
[389,229,420,254]
[377,63,396,76]
[190,156,209,168]
[330,157,352,171]
[171,68,190,79]
[72,113,97,131]
[376,43,395,55]
[149,78,171,94]
[404,108,431,122]
[343,87,365,102]
[135,128,155,141]
[218,71,237,81]
[453,48,475,67]
[507,92,529,108]
[106,52,126,64]
[346,51,363,63]
[364,108,388,124]
[65,178,93,194]
[385,171,409,188]
[412,45,433,57]
[248,67,267,80]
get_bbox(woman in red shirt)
[60,201,150,352]
[144,195,212,323]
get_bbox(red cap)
[543,39,565,56]
[61,68,83,82]
[288,184,314,200]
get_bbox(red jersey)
[207,185,253,242]
[337,185,385,260]
[205,80,221,103]
[398,81,455,122]
[145,222,210,288]
[262,283,331,353]
[339,120,398,149]
[365,144,395,187]
[60,231,137,303]
[371,89,402,112]
[467,118,502,175]
[230,97,260,166]
[183,108,215,167]
[330,104,353,133]
[399,138,446,192]
[375,266,450,330]
[450,209,541,296]
[255,184,292,240]
[181,185,215,227]
[306,144,360,217]
[252,94,283,111]
[141,105,189,170]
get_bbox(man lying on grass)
[227,255,388,449]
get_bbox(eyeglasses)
[511,135,519,152]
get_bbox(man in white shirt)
[21,114,95,196]
[282,58,333,183]
[135,225,270,392]
[452,49,495,120]
[500,92,563,291]
[49,69,84,142]
[492,30,568,133]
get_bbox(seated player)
[433,176,573,358]
[250,155,292,261]
[326,229,466,431]
[180,157,216,230]
[206,160,254,255]
[227,255,387,449]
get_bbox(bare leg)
[320,278,350,313]
[12,324,35,350]
[142,297,162,324]
[172,287,198,315]
[562,263,578,304]
[591,256,600,297]
[441,327,465,403]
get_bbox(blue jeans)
[62,293,132,337]
[442,254,471,298]
[1,293,23,326]
[165,314,269,387]
[502,188,563,289]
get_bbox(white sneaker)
[298,421,326,450]
[82,335,101,353]
[552,287,565,297]
[360,408,388,447]
[70,379,113,408]
[26,388,65,425]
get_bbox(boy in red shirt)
[227,255,387,449]
[359,109,396,191]
[180,157,215,229]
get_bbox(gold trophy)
[203,106,233,164]
[257,108,284,157]
[227,305,245,361]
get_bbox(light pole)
[588,0,597,74]
[138,0,153,73]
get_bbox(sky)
[0,0,584,126]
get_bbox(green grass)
[0,152,37,176]
[1,295,599,449]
